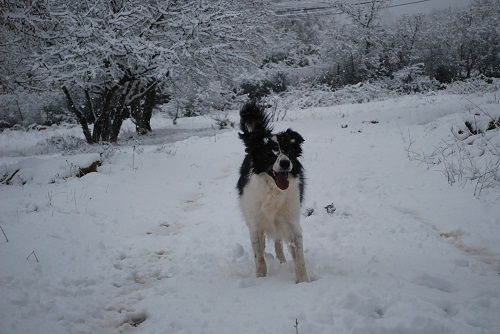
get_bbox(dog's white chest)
[240,173,301,240]
[260,179,287,220]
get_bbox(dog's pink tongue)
[275,173,289,190]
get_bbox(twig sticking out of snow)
[46,190,53,207]
[463,97,500,126]
[26,250,39,263]
[65,160,77,176]
[2,169,20,185]
[0,225,8,242]
[294,318,299,334]
[132,145,136,170]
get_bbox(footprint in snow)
[412,274,459,293]
[118,311,147,329]
[182,193,204,211]
[213,167,232,181]
[146,222,183,236]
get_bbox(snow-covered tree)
[0,1,51,93]
[452,0,500,78]
[393,14,424,68]
[1,0,271,142]
[334,0,389,55]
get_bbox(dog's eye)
[263,137,269,144]
[290,139,296,143]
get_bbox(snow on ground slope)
[0,113,219,159]
[1,92,499,334]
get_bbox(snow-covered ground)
[1,91,499,334]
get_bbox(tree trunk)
[99,85,119,142]
[84,89,96,124]
[62,86,93,144]
[130,84,141,132]
[92,117,102,143]
[129,81,157,135]
[110,82,134,143]
[349,53,356,84]
[140,85,156,132]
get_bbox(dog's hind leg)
[274,239,286,263]
[290,234,309,283]
[250,230,267,277]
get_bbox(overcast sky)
[274,0,474,25]
[383,0,472,20]
[275,0,473,19]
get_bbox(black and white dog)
[237,101,309,283]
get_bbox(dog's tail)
[239,100,272,135]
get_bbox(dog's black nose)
[279,159,290,169]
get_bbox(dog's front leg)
[250,229,267,277]
[274,239,286,263]
[290,234,309,283]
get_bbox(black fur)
[239,100,272,135]
[237,101,306,202]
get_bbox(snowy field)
[1,91,500,334]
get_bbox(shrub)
[240,72,289,100]
[387,64,439,93]
[41,99,72,126]
[0,92,69,127]
[435,65,458,84]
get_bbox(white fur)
[240,173,309,283]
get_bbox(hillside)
[1,91,499,334]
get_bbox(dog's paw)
[256,257,267,277]
[295,273,309,284]
[256,271,267,278]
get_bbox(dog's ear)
[283,128,304,156]
[239,129,270,153]
[285,128,304,144]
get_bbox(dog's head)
[244,128,304,190]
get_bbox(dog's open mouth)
[269,171,289,190]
